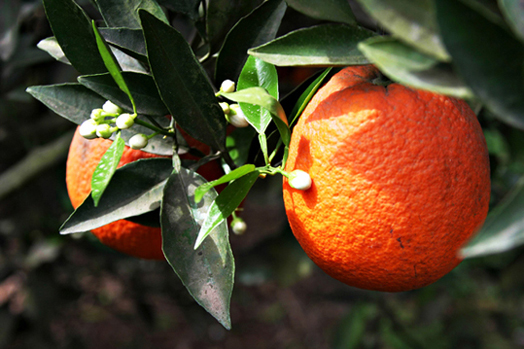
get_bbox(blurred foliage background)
[1,0,524,348]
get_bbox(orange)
[66,126,225,260]
[282,65,490,292]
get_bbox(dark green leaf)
[358,36,473,99]
[91,133,126,206]
[195,171,259,249]
[195,164,256,203]
[436,0,524,129]
[215,0,286,84]
[37,37,71,64]
[61,158,172,233]
[222,87,290,145]
[461,177,524,258]
[226,127,256,167]
[140,10,227,152]
[286,0,356,24]
[161,168,234,329]
[288,68,332,126]
[92,21,137,113]
[248,24,375,66]
[159,0,200,20]
[237,56,279,136]
[207,0,263,54]
[26,83,107,125]
[99,28,147,61]
[499,0,524,42]
[42,0,106,74]
[95,0,168,28]
[355,0,450,61]
[79,72,168,116]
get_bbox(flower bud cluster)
[219,80,250,128]
[79,101,148,149]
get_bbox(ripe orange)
[282,65,490,292]
[66,127,225,260]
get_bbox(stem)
[134,118,172,136]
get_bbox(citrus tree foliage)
[27,0,524,327]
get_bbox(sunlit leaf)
[195,164,256,203]
[358,36,473,99]
[61,158,172,233]
[355,0,450,61]
[195,171,259,249]
[248,24,374,66]
[91,133,125,206]
[94,0,168,28]
[37,37,71,64]
[161,168,234,329]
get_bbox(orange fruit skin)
[66,127,224,260]
[283,65,490,292]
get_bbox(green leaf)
[140,10,227,152]
[248,24,375,66]
[237,56,279,139]
[94,0,168,28]
[42,0,106,75]
[92,21,136,113]
[215,0,286,84]
[355,0,450,61]
[358,36,473,99]
[160,0,200,20]
[461,177,524,258]
[499,0,524,42]
[436,0,524,129]
[161,168,234,329]
[226,127,257,167]
[26,83,107,125]
[37,37,71,64]
[207,0,263,54]
[99,28,147,62]
[222,87,290,146]
[91,133,126,207]
[195,171,259,249]
[195,164,256,203]
[61,158,172,233]
[286,0,356,24]
[288,68,332,126]
[79,72,168,116]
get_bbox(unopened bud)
[79,119,98,139]
[220,79,236,93]
[231,218,247,235]
[288,170,312,191]
[116,113,135,129]
[219,102,230,114]
[129,133,148,149]
[227,104,249,128]
[90,108,104,122]
[102,100,123,115]
[96,123,114,139]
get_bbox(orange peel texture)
[283,65,490,292]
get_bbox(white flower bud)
[90,108,104,122]
[116,113,135,129]
[220,79,236,93]
[129,133,148,149]
[96,123,113,139]
[79,119,98,139]
[227,104,249,128]
[288,170,312,191]
[231,218,247,235]
[219,102,230,114]
[102,100,123,115]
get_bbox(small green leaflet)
[194,171,260,249]
[289,67,332,126]
[91,132,125,206]
[91,20,136,114]
[194,164,256,203]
